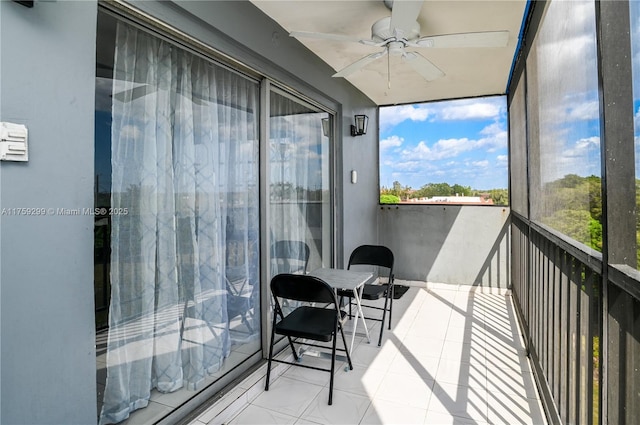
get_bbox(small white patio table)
[308,267,372,353]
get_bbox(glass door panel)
[268,89,332,277]
[95,11,260,424]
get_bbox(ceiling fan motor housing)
[388,41,406,56]
[371,17,420,43]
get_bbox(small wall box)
[0,122,28,162]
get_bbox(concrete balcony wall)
[379,205,510,288]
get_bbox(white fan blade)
[290,31,366,44]
[416,31,509,48]
[333,50,388,78]
[404,52,445,81]
[390,0,424,35]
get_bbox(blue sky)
[379,95,508,191]
[631,0,640,178]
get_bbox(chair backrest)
[348,245,394,277]
[271,240,311,274]
[271,273,338,305]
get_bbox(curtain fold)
[100,22,259,425]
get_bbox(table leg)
[350,285,371,353]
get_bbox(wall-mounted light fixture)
[13,0,34,7]
[351,114,368,137]
[321,118,330,137]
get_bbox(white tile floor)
[189,282,547,425]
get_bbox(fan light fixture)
[351,115,368,137]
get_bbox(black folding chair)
[265,273,353,405]
[271,240,310,275]
[338,245,395,346]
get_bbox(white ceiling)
[251,0,527,106]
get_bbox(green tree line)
[538,174,603,251]
[534,174,640,265]
[381,174,640,265]
[380,181,509,205]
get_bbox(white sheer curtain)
[269,92,330,274]
[100,22,259,425]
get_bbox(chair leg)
[178,300,189,352]
[378,288,392,346]
[240,312,254,333]
[274,305,299,362]
[265,314,278,391]
[339,322,354,371]
[388,285,394,330]
[328,323,338,405]
[286,336,300,362]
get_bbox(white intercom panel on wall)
[0,122,28,162]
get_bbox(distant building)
[402,194,494,205]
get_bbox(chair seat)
[275,306,347,342]
[361,283,389,300]
[337,283,388,300]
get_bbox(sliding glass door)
[268,89,333,276]
[95,12,260,424]
[95,9,335,425]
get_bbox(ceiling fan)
[289,0,509,86]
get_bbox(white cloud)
[437,101,503,121]
[379,105,430,131]
[574,136,600,151]
[480,122,504,137]
[399,137,471,161]
[393,161,422,172]
[567,101,599,121]
[471,160,490,168]
[477,122,508,152]
[380,96,506,132]
[400,140,431,158]
[397,119,507,162]
[380,135,404,151]
[432,138,473,158]
[540,136,601,182]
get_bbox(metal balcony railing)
[511,214,611,424]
